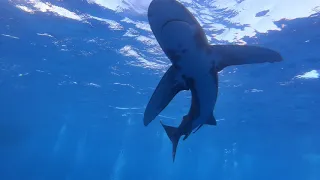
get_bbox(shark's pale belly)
[161,19,216,128]
[191,73,218,129]
[160,21,194,50]
[161,23,209,72]
[177,50,218,130]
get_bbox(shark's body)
[144,0,283,161]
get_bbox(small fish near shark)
[143,0,283,162]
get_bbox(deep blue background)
[0,1,320,180]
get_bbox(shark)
[143,0,283,161]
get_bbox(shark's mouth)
[161,19,189,30]
[160,19,194,51]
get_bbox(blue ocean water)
[0,0,320,180]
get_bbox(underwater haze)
[1,0,320,180]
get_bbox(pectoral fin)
[210,45,283,72]
[144,65,188,126]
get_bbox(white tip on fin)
[211,45,283,72]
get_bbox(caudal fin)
[160,121,181,162]
[211,45,283,72]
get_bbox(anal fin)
[144,65,188,126]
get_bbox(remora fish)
[144,0,283,161]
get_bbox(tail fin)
[160,121,181,162]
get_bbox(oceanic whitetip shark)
[143,0,283,161]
